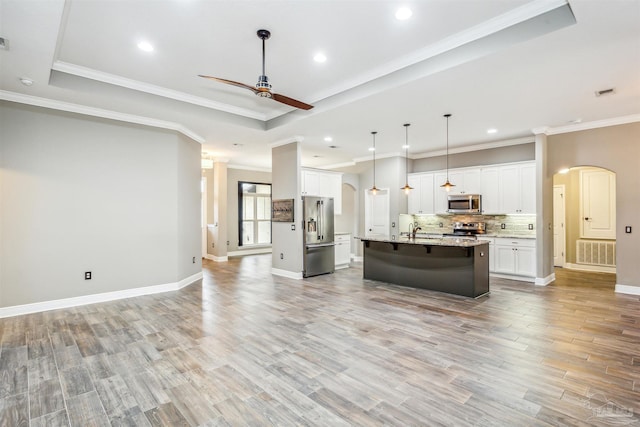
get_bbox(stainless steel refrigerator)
[302,196,335,277]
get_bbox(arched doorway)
[553,166,616,274]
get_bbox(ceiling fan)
[199,29,314,110]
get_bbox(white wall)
[0,102,201,307]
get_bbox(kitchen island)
[360,237,490,298]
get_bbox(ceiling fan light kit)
[199,29,313,110]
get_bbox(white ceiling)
[1,0,639,170]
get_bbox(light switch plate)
[625,226,632,233]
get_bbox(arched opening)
[553,166,616,280]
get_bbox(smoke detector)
[595,88,615,97]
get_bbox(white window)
[239,182,272,246]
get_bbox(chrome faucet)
[412,225,422,239]
[408,222,421,239]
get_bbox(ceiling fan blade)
[198,75,258,94]
[271,93,314,110]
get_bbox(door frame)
[553,184,566,267]
[201,176,207,258]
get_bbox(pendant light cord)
[372,131,376,186]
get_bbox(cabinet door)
[499,165,520,214]
[480,167,500,214]
[462,169,481,194]
[407,175,421,214]
[433,172,449,213]
[446,171,465,194]
[302,170,320,196]
[494,245,516,274]
[419,174,435,214]
[519,164,536,214]
[326,173,342,215]
[515,246,536,277]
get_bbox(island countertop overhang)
[357,236,489,248]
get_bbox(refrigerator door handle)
[306,243,336,249]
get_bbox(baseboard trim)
[535,273,556,286]
[565,263,616,274]
[203,254,228,262]
[615,284,640,296]
[271,268,303,280]
[489,273,535,283]
[227,248,272,257]
[0,272,203,319]
[353,256,363,262]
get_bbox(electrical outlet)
[626,226,632,233]
[291,224,295,231]
[528,224,534,230]
[439,223,443,228]
[392,222,395,228]
[192,257,196,263]
[85,271,91,280]
[280,253,284,259]
[501,223,506,229]
[391,235,396,240]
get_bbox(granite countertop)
[358,236,489,248]
[481,234,536,239]
[334,232,352,235]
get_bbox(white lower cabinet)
[493,238,536,278]
[335,234,351,269]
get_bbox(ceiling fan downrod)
[256,29,272,97]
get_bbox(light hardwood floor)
[1,256,639,426]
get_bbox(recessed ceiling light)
[558,168,570,174]
[402,144,410,149]
[313,52,327,63]
[324,136,333,142]
[368,147,376,152]
[487,128,497,134]
[137,41,154,52]
[395,7,412,20]
[19,77,34,86]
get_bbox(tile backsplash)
[399,214,536,237]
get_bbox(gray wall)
[412,143,535,172]
[0,102,201,307]
[547,122,640,288]
[271,142,303,274]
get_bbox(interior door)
[580,168,616,239]
[364,189,389,238]
[553,185,566,267]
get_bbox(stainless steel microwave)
[447,194,482,214]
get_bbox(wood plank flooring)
[1,256,640,426]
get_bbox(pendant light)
[369,131,378,195]
[440,113,456,191]
[401,123,413,195]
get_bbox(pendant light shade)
[440,113,456,192]
[369,131,378,195]
[401,123,413,195]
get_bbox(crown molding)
[227,164,272,173]
[409,136,534,160]
[51,61,266,121]
[315,161,357,170]
[268,135,304,148]
[352,151,403,164]
[0,90,205,143]
[535,114,640,136]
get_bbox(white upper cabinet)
[301,169,343,214]
[407,173,434,214]
[480,167,500,214]
[409,161,536,215]
[498,162,536,214]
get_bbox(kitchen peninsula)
[360,237,490,298]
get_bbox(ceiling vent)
[0,37,8,50]
[595,88,615,97]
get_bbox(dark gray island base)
[361,238,490,298]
